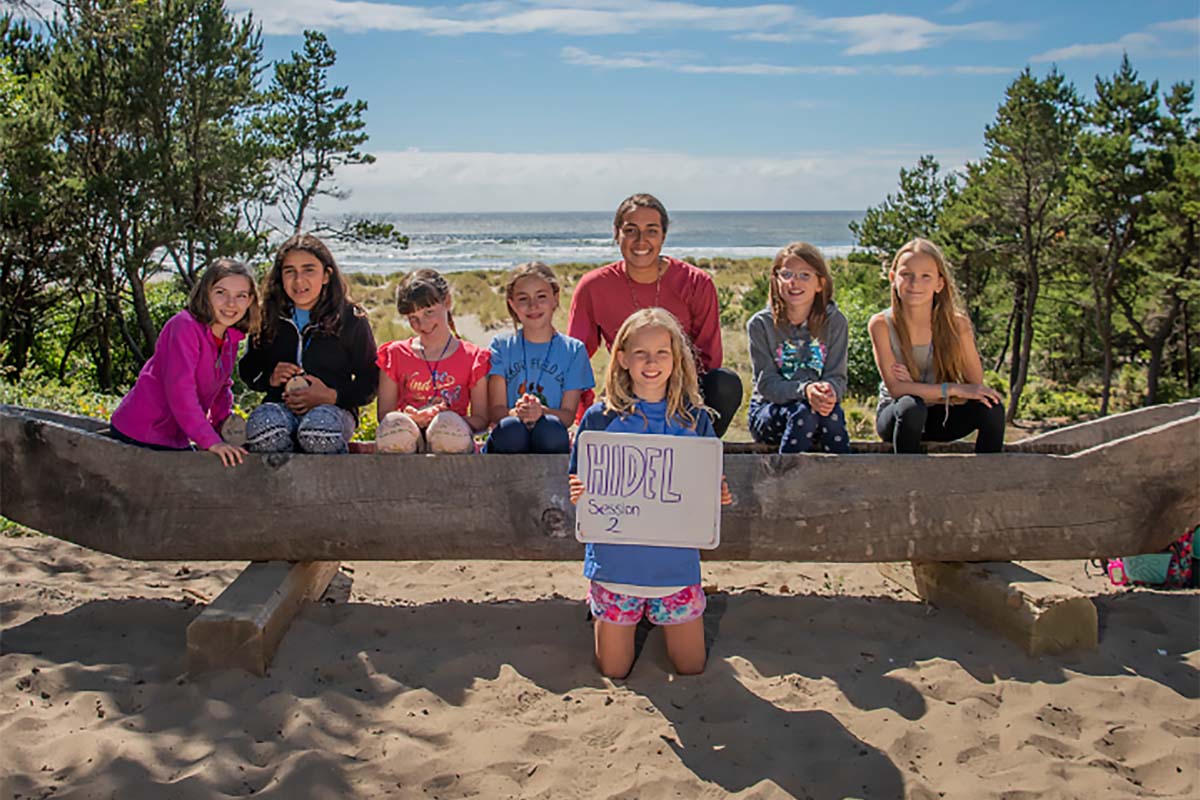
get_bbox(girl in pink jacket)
[108,259,260,467]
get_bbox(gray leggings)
[245,402,355,454]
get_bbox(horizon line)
[321,208,869,216]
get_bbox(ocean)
[333,210,864,275]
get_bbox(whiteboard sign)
[574,431,723,549]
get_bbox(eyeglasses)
[777,270,816,282]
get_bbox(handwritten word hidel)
[584,443,683,503]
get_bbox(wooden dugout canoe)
[1,400,1197,563]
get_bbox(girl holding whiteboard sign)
[568,308,732,678]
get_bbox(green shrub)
[739,273,770,321]
[716,286,738,327]
[1019,379,1100,421]
[354,403,379,442]
[21,280,189,391]
[835,289,882,398]
[0,366,122,420]
[1,516,38,537]
[1110,363,1150,414]
[841,395,878,440]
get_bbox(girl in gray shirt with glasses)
[746,242,850,454]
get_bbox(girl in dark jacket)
[239,234,378,453]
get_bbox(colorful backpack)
[1103,526,1198,589]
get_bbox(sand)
[1,533,1197,799]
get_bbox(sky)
[180,2,1200,212]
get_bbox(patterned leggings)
[748,399,850,454]
[244,402,355,454]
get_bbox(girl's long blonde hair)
[769,241,834,338]
[603,308,707,429]
[889,238,971,384]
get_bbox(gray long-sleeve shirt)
[747,303,849,405]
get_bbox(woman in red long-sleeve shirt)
[566,193,742,437]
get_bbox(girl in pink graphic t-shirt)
[375,269,490,454]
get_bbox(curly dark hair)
[256,233,353,345]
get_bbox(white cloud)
[679,62,852,76]
[735,12,1020,52]
[1031,17,1199,62]
[313,147,977,212]
[1148,17,1200,35]
[226,0,795,36]
[225,0,1026,62]
[815,14,1024,55]
[942,0,979,15]
[734,31,805,44]
[560,46,1011,78]
[1032,32,1157,62]
[951,65,1016,75]
[560,46,859,75]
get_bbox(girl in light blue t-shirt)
[485,262,594,453]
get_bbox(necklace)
[519,331,556,403]
[212,331,225,378]
[418,335,455,403]
[624,258,664,310]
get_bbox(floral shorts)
[587,582,707,627]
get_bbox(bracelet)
[941,382,948,402]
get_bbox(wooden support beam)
[187,560,339,675]
[877,561,1098,656]
[877,561,924,598]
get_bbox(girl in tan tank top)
[867,239,1006,453]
